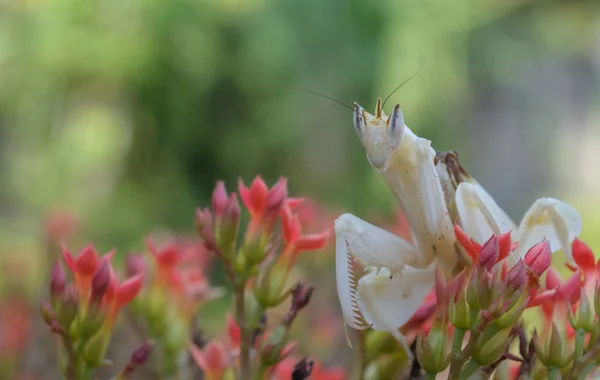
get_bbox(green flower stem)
[235,282,251,380]
[60,333,79,380]
[448,328,468,379]
[425,372,437,380]
[459,360,480,380]
[566,328,587,379]
[252,363,267,380]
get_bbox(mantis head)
[353,98,405,171]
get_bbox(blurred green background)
[1,0,600,378]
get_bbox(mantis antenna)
[293,87,355,112]
[293,87,368,120]
[380,68,422,110]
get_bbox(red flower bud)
[524,241,551,277]
[263,177,288,230]
[195,207,213,232]
[284,283,314,325]
[504,260,527,297]
[90,260,111,308]
[121,340,155,377]
[75,245,101,277]
[239,177,269,215]
[57,284,79,329]
[215,194,241,253]
[478,235,499,271]
[50,261,66,303]
[195,208,216,249]
[572,238,595,271]
[211,181,229,218]
[115,274,144,309]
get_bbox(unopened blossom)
[570,239,600,309]
[189,341,230,380]
[61,243,114,299]
[238,176,289,234]
[254,202,328,307]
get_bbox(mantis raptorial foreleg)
[334,213,435,353]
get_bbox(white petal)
[515,198,582,261]
[357,263,436,355]
[334,213,418,334]
[455,183,517,244]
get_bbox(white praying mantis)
[335,98,583,352]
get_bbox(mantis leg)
[356,263,436,356]
[334,213,433,352]
[514,198,582,261]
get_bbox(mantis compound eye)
[387,104,404,147]
[353,103,366,138]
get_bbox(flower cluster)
[40,175,343,380]
[125,236,223,376]
[40,244,148,379]
[191,176,335,379]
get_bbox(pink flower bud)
[572,238,595,271]
[195,207,213,232]
[50,261,66,303]
[189,341,228,377]
[40,301,56,326]
[284,283,314,325]
[478,235,499,272]
[524,241,551,277]
[215,194,241,252]
[504,260,527,297]
[211,181,229,218]
[224,194,241,225]
[90,260,111,308]
[115,273,144,309]
[195,208,216,249]
[263,177,288,230]
[238,176,269,216]
[121,340,155,377]
[75,244,101,277]
[57,284,79,329]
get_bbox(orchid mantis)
[335,98,583,352]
